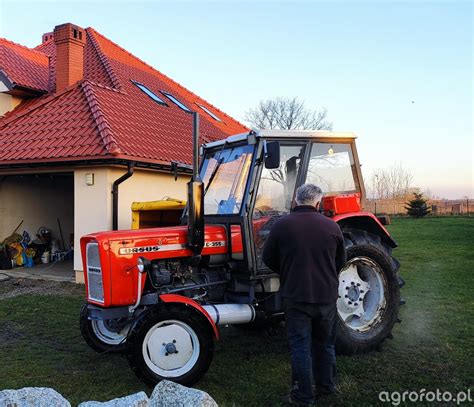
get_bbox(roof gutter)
[0,158,192,173]
[112,161,135,231]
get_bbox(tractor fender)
[159,294,219,340]
[334,212,397,248]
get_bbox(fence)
[364,199,472,216]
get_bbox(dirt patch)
[0,276,83,301]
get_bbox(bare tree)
[245,97,332,130]
[369,163,414,200]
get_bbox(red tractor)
[80,114,403,386]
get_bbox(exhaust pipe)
[187,112,205,256]
[203,304,256,325]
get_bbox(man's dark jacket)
[262,205,346,303]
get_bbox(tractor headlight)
[137,256,151,273]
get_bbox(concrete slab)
[0,260,74,282]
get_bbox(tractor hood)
[80,225,242,307]
[82,225,230,259]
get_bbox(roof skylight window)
[196,103,222,122]
[131,80,166,105]
[161,92,192,113]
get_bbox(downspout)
[112,162,135,231]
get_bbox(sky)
[0,0,472,198]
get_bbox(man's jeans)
[284,299,337,405]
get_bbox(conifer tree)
[405,192,431,218]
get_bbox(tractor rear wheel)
[126,304,214,386]
[79,303,129,353]
[336,229,402,354]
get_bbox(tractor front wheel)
[79,303,130,353]
[336,229,402,354]
[126,304,214,386]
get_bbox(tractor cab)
[195,130,365,277]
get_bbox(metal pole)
[187,112,204,256]
[192,111,199,180]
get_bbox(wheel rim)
[337,256,387,332]
[142,319,200,378]
[91,320,129,345]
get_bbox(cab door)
[250,142,307,274]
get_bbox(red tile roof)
[0,38,50,92]
[0,86,107,161]
[0,27,248,167]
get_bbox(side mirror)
[264,141,280,169]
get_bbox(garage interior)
[0,173,75,281]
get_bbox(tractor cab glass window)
[253,144,305,270]
[305,143,357,194]
[201,144,254,215]
[254,145,304,217]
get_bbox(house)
[0,23,247,282]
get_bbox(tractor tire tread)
[79,303,127,354]
[336,229,403,355]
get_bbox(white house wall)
[0,93,23,117]
[74,168,112,275]
[0,78,23,116]
[109,168,189,230]
[74,167,189,282]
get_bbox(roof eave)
[0,155,193,174]
[0,70,48,97]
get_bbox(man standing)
[262,184,346,406]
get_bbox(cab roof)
[203,129,357,149]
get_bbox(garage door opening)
[0,173,74,281]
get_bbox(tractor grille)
[86,242,104,303]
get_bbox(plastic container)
[41,251,50,264]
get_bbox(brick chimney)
[53,23,85,92]
[42,32,53,43]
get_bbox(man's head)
[295,184,323,208]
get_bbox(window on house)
[161,92,192,112]
[131,80,167,105]
[196,103,222,122]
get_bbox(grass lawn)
[0,217,473,406]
